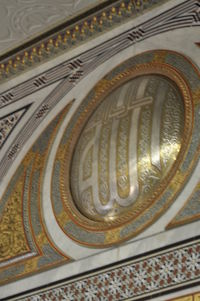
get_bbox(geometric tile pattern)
[19,241,200,301]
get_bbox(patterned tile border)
[10,238,200,301]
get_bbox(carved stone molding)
[14,238,200,301]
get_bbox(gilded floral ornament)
[0,104,72,284]
[1,50,200,285]
[0,174,29,260]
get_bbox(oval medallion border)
[51,50,200,247]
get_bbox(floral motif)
[0,175,30,261]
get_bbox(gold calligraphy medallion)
[71,75,184,222]
[54,51,199,246]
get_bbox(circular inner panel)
[70,75,185,222]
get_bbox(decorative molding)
[1,51,198,284]
[171,296,193,301]
[0,0,104,55]
[0,0,200,182]
[48,49,200,248]
[0,0,164,81]
[0,104,73,285]
[1,0,200,108]
[0,1,200,299]
[0,170,31,263]
[13,239,200,301]
[1,0,200,82]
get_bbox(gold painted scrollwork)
[0,175,30,261]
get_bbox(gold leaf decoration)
[105,228,121,244]
[194,293,200,301]
[0,174,30,261]
[193,88,200,105]
[153,51,167,63]
[24,256,38,273]
[57,211,71,226]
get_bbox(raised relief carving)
[71,75,184,222]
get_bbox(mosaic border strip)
[9,237,200,301]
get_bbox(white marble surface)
[0,0,186,94]
[2,220,200,299]
[1,23,199,220]
[41,58,200,256]
[1,24,199,202]
[0,0,200,298]
[0,0,105,55]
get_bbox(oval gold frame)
[59,62,193,232]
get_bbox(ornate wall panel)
[51,50,200,247]
[0,0,199,83]
[12,238,200,301]
[1,0,200,299]
[0,0,199,183]
[0,104,72,285]
[0,0,167,81]
[1,47,200,291]
[0,0,106,56]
